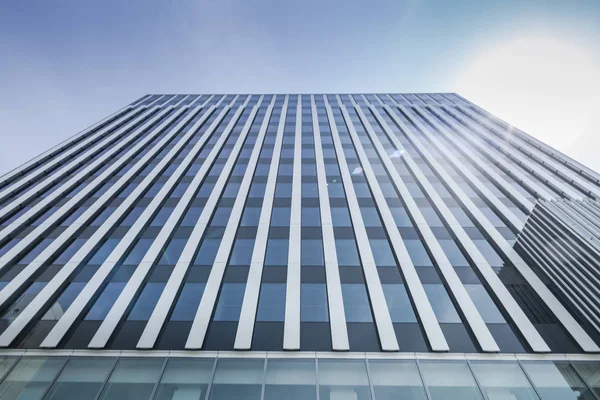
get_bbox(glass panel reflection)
[97,357,165,400]
[522,362,596,400]
[0,357,66,400]
[470,361,539,400]
[368,359,427,400]
[154,358,214,400]
[45,357,116,400]
[572,362,600,398]
[318,359,371,400]
[419,361,484,400]
[209,358,264,400]
[264,359,316,400]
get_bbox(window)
[209,359,264,400]
[54,239,87,264]
[521,362,594,400]
[257,284,286,321]
[382,284,417,322]
[265,239,288,266]
[43,282,86,320]
[150,207,174,227]
[301,239,324,266]
[438,239,469,267]
[335,239,361,266]
[404,240,433,267]
[154,358,214,400]
[229,239,254,265]
[213,283,245,321]
[128,283,165,321]
[301,284,329,322]
[271,207,291,226]
[0,357,67,400]
[210,207,232,226]
[45,357,116,400]
[370,239,396,267]
[158,238,186,265]
[421,207,443,227]
[194,239,220,265]
[3,282,46,322]
[122,238,153,265]
[85,282,126,320]
[361,207,382,227]
[464,284,505,323]
[318,360,371,400]
[18,238,53,264]
[97,358,165,400]
[473,240,504,266]
[470,361,538,400]
[264,359,316,400]
[369,360,427,400]
[88,239,120,265]
[342,284,373,322]
[241,207,261,226]
[423,284,461,323]
[170,283,206,321]
[419,361,484,400]
[302,207,321,226]
[390,207,413,227]
[331,207,352,227]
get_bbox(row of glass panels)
[0,354,598,400]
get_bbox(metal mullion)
[80,97,248,349]
[380,104,553,353]
[463,107,600,199]
[364,357,377,400]
[260,358,267,400]
[312,95,349,351]
[87,103,253,349]
[424,106,535,212]
[0,105,211,347]
[520,221,600,326]
[235,96,288,350]
[91,356,120,400]
[136,96,251,349]
[0,106,173,249]
[37,355,71,400]
[147,357,169,400]
[0,105,208,316]
[283,96,302,350]
[0,103,134,189]
[0,107,139,204]
[202,357,219,400]
[37,100,233,349]
[185,96,269,349]
[443,106,582,199]
[0,105,163,222]
[430,102,555,202]
[414,358,433,400]
[360,101,498,352]
[328,96,399,351]
[405,106,524,232]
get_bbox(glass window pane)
[464,284,505,323]
[98,357,165,400]
[404,240,433,267]
[122,239,153,265]
[154,358,214,400]
[302,239,324,266]
[257,284,286,322]
[264,359,316,400]
[438,239,469,267]
[209,359,264,400]
[271,207,291,226]
[382,284,417,323]
[171,283,206,321]
[85,282,126,320]
[213,283,245,321]
[572,362,600,398]
[342,284,373,322]
[420,361,484,400]
[522,362,596,400]
[471,361,539,400]
[331,207,352,227]
[158,238,186,265]
[423,284,461,323]
[265,239,288,266]
[194,239,220,265]
[370,239,396,267]
[318,359,371,400]
[335,239,360,267]
[0,357,67,400]
[45,357,116,400]
[42,282,86,320]
[229,239,254,266]
[301,283,329,322]
[368,359,427,400]
[302,208,321,227]
[128,282,165,321]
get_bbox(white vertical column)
[311,96,350,351]
[185,96,271,349]
[234,96,289,350]
[283,95,303,350]
[352,97,499,352]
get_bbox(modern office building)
[0,92,598,398]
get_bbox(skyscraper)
[0,93,599,398]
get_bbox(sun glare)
[456,35,600,164]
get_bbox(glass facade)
[0,354,596,400]
[0,92,598,359]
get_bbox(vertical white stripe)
[185,96,269,349]
[283,96,302,350]
[376,104,553,352]
[311,95,349,351]
[0,100,217,347]
[234,96,288,350]
[354,97,498,352]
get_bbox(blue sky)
[1,0,599,174]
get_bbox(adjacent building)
[0,93,599,399]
